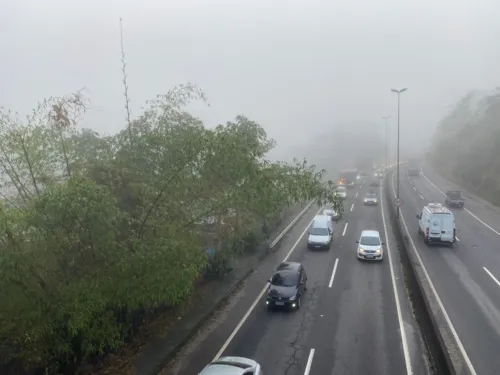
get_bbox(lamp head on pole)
[391,88,408,93]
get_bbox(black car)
[266,262,307,310]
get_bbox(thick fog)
[2,0,500,169]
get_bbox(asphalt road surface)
[166,179,431,375]
[397,164,500,375]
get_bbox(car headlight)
[289,295,296,301]
[376,249,381,253]
[364,199,368,203]
[359,248,365,253]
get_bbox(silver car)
[336,186,347,200]
[199,356,263,375]
[356,230,385,261]
[363,192,378,205]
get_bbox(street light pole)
[391,88,407,219]
[381,116,391,175]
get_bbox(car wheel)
[296,296,301,309]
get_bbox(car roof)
[276,261,301,272]
[424,203,453,214]
[199,357,258,375]
[360,230,380,237]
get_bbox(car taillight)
[426,228,429,237]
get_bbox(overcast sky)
[1,0,499,160]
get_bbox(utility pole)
[391,88,408,219]
[381,116,391,175]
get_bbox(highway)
[165,180,430,375]
[397,164,500,375]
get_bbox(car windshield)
[337,187,346,192]
[309,227,329,236]
[360,236,380,246]
[365,193,377,198]
[271,271,298,287]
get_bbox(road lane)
[307,182,421,375]
[168,182,430,375]
[164,202,325,374]
[398,168,500,374]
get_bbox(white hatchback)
[199,356,263,375]
[356,230,385,261]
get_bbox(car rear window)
[309,227,329,236]
[360,236,380,246]
[271,271,298,287]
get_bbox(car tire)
[296,296,301,309]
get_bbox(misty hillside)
[272,121,385,181]
[430,87,500,204]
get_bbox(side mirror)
[382,242,386,245]
[268,278,272,283]
[356,240,359,243]
[416,214,420,219]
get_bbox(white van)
[417,203,456,246]
[307,215,333,250]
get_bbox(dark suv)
[266,262,307,310]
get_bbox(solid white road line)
[328,258,339,288]
[270,200,314,248]
[391,174,477,374]
[422,171,500,237]
[304,348,315,375]
[350,203,354,212]
[379,185,413,375]
[342,222,348,236]
[355,192,358,198]
[213,206,323,360]
[455,236,461,242]
[413,186,416,191]
[483,267,500,288]
[419,194,425,200]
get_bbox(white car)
[323,206,340,220]
[199,356,263,375]
[336,186,347,200]
[356,230,385,261]
[363,193,378,205]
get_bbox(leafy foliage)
[430,88,500,204]
[0,85,340,373]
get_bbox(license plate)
[366,255,374,259]
[275,301,285,306]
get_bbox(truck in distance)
[338,169,359,188]
[407,158,421,177]
[445,190,465,208]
